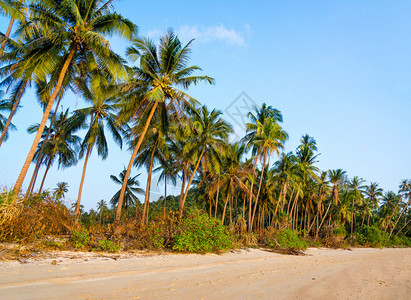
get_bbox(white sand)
[0,248,410,299]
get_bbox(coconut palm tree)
[110,168,144,211]
[133,124,168,224]
[28,109,81,192]
[0,0,25,57]
[364,182,383,225]
[13,0,137,194]
[249,117,288,231]
[178,105,232,220]
[348,176,366,234]
[53,181,68,200]
[96,199,107,225]
[390,179,411,236]
[71,72,124,224]
[0,90,16,142]
[114,30,214,223]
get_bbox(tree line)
[0,0,409,240]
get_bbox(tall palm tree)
[71,74,124,224]
[96,199,107,225]
[13,0,136,194]
[133,125,168,224]
[348,176,366,234]
[364,182,383,225]
[318,169,346,231]
[178,106,232,220]
[249,117,288,231]
[114,30,214,224]
[27,109,81,192]
[110,169,144,211]
[390,179,411,236]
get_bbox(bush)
[173,209,231,253]
[94,239,120,253]
[70,229,90,249]
[389,235,411,247]
[354,226,390,247]
[268,229,308,251]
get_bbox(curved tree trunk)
[251,151,267,231]
[142,147,155,225]
[214,181,219,218]
[114,101,158,225]
[38,158,52,193]
[248,156,258,232]
[14,46,76,194]
[0,80,26,147]
[221,193,230,225]
[74,145,92,225]
[179,148,205,221]
[0,19,14,58]
[26,93,63,197]
[163,178,167,218]
[390,199,410,237]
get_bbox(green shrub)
[390,235,411,247]
[95,239,121,253]
[173,209,231,253]
[333,226,347,238]
[268,229,308,251]
[354,226,390,247]
[70,229,90,249]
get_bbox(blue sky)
[0,0,410,210]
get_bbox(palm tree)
[27,109,81,192]
[53,182,69,200]
[248,117,288,231]
[71,74,124,224]
[0,0,24,57]
[13,0,137,194]
[318,169,346,231]
[348,176,366,234]
[390,179,411,236]
[114,30,214,224]
[96,199,107,225]
[364,182,383,225]
[0,90,16,142]
[110,168,144,211]
[133,125,168,224]
[178,106,232,220]
[154,158,178,217]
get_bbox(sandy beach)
[0,248,410,299]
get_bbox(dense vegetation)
[0,0,409,254]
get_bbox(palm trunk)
[14,46,76,194]
[221,193,230,225]
[74,145,92,224]
[251,151,267,231]
[395,218,411,237]
[0,18,14,58]
[163,178,167,218]
[351,198,355,234]
[179,148,205,220]
[390,199,410,237]
[142,147,155,225]
[214,181,220,218]
[38,158,52,193]
[26,93,63,197]
[248,156,258,232]
[0,80,27,147]
[317,200,333,236]
[114,101,158,225]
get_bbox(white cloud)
[177,24,247,46]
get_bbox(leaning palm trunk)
[251,151,267,231]
[221,193,230,225]
[163,178,167,218]
[0,80,27,147]
[395,218,411,237]
[38,158,52,193]
[248,156,258,232]
[389,199,410,237]
[26,94,63,197]
[114,101,158,225]
[14,47,76,194]
[74,145,92,224]
[179,148,205,221]
[142,147,155,225]
[0,19,14,58]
